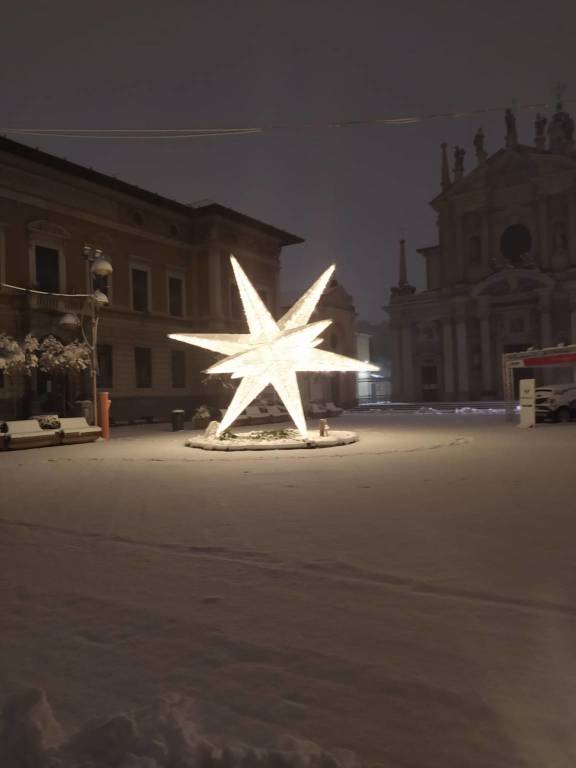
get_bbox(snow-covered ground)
[2,412,576,767]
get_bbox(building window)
[97,345,113,389]
[131,267,150,312]
[35,245,60,292]
[171,350,186,388]
[500,225,532,266]
[168,275,184,317]
[134,347,152,388]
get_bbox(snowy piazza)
[4,6,576,767]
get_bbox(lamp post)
[59,246,113,425]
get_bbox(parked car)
[535,384,576,422]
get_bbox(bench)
[6,420,60,450]
[266,405,290,423]
[220,409,249,426]
[58,417,102,444]
[245,405,272,425]
[307,402,329,418]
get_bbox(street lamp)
[60,246,113,425]
[86,248,112,426]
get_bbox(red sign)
[522,353,576,367]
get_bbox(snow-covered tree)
[0,334,91,376]
[0,334,39,375]
[37,336,91,374]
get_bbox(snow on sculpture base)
[185,427,358,451]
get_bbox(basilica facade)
[387,99,576,401]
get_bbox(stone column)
[480,316,492,395]
[481,210,490,270]
[539,290,553,347]
[455,316,469,399]
[569,289,576,384]
[569,189,576,267]
[538,198,550,269]
[401,324,415,401]
[391,326,403,401]
[456,212,465,282]
[477,298,493,396]
[209,248,223,319]
[441,319,455,399]
[571,302,576,345]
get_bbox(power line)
[2,99,569,141]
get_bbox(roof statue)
[547,82,575,154]
[473,127,487,165]
[534,113,547,150]
[453,145,466,180]
[504,108,518,148]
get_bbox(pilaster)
[401,323,415,401]
[538,289,553,347]
[441,319,455,399]
[477,298,493,395]
[209,247,223,319]
[452,299,469,399]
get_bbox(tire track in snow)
[2,516,575,620]
[1,436,472,465]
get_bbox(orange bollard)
[98,391,111,439]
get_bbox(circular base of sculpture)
[185,429,358,451]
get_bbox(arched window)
[500,225,532,266]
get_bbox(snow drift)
[0,688,361,768]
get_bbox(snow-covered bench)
[267,404,290,422]
[307,402,329,418]
[245,405,272,424]
[325,402,343,416]
[6,420,60,450]
[220,409,249,426]
[59,417,101,444]
[0,423,8,451]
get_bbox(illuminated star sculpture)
[169,256,379,439]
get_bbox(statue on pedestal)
[453,146,466,180]
[534,113,547,150]
[473,128,487,164]
[505,108,518,148]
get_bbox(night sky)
[1,1,575,322]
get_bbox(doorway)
[421,363,439,402]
